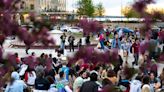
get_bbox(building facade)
[21,0,66,12]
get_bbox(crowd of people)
[2,27,164,92]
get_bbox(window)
[30,4,34,10]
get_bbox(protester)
[61,62,70,81]
[149,72,161,92]
[121,50,134,67]
[102,70,119,92]
[141,76,151,92]
[78,38,82,49]
[130,75,142,92]
[73,70,87,92]
[5,72,27,92]
[99,32,105,50]
[159,68,164,91]
[24,67,36,86]
[34,67,50,90]
[68,34,75,52]
[111,33,121,49]
[132,38,140,65]
[60,33,67,50]
[86,35,90,45]
[80,72,99,92]
[55,71,69,91]
[2,24,164,92]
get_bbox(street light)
[121,0,123,21]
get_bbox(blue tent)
[116,27,134,33]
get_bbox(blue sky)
[66,0,164,16]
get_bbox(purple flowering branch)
[79,18,103,34]
[0,0,56,88]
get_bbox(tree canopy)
[94,2,105,16]
[121,6,140,18]
[77,0,95,17]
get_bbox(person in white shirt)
[24,67,36,86]
[130,75,142,92]
[73,70,87,92]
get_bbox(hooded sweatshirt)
[5,72,27,92]
[130,80,142,92]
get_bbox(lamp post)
[121,0,123,21]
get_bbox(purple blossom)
[68,47,119,65]
[0,48,2,61]
[79,19,103,34]
[133,0,155,13]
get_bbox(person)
[47,76,58,92]
[86,35,90,45]
[122,39,131,53]
[5,72,27,92]
[29,52,37,63]
[101,66,108,79]
[73,70,87,92]
[35,67,50,90]
[121,50,134,68]
[68,34,75,52]
[135,28,140,38]
[80,72,99,92]
[102,70,119,92]
[78,38,82,49]
[61,62,70,81]
[15,53,21,64]
[149,72,161,92]
[130,75,142,92]
[159,68,164,91]
[38,53,45,65]
[141,76,151,92]
[24,67,36,86]
[132,38,140,65]
[60,33,67,50]
[55,71,69,91]
[105,30,110,41]
[111,33,121,49]
[99,33,105,50]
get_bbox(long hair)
[160,68,164,80]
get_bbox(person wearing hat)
[5,71,27,92]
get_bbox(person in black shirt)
[78,38,82,49]
[35,68,50,90]
[80,72,99,92]
[86,35,90,45]
[68,34,75,52]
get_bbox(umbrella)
[116,27,134,33]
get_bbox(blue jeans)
[100,40,104,49]
[60,42,65,50]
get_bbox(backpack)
[56,83,66,92]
